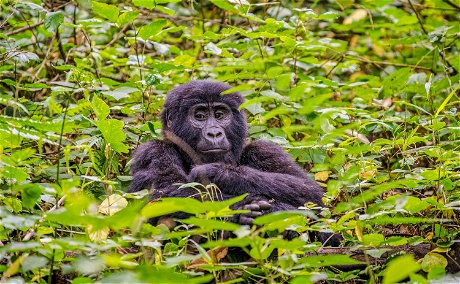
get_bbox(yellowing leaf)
[355,221,363,241]
[421,252,448,272]
[4,254,26,278]
[315,171,332,181]
[343,9,367,25]
[372,44,385,57]
[359,169,376,179]
[99,194,128,216]
[88,224,110,241]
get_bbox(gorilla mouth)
[201,148,229,154]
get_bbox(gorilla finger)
[248,211,263,218]
[256,200,271,210]
[239,216,254,225]
[243,204,260,211]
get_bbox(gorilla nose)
[206,128,224,141]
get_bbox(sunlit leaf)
[91,1,119,22]
[96,119,129,153]
[45,11,64,31]
[383,255,421,284]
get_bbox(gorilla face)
[189,102,232,156]
[162,80,248,165]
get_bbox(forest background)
[0,0,459,283]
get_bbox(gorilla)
[130,80,339,245]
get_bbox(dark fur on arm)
[189,140,325,208]
[130,140,196,199]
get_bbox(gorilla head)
[161,80,247,164]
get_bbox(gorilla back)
[130,80,339,245]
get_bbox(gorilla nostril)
[207,129,223,139]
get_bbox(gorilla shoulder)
[241,140,306,178]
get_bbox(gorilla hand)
[238,199,272,225]
[188,163,225,185]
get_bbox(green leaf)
[362,233,385,246]
[2,165,29,184]
[133,0,181,9]
[381,67,412,97]
[91,1,119,23]
[44,11,64,31]
[254,210,316,225]
[210,0,237,12]
[133,0,156,9]
[383,255,421,284]
[318,11,338,20]
[117,11,139,26]
[138,20,167,40]
[421,252,448,272]
[298,254,363,267]
[22,256,48,272]
[96,119,129,153]
[92,96,110,120]
[181,217,240,231]
[20,184,42,209]
[141,198,204,218]
[102,87,138,101]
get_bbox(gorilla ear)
[165,110,173,128]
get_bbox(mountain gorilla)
[130,80,339,245]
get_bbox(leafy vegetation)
[1,0,459,282]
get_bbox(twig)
[105,24,129,48]
[408,0,428,35]
[442,0,460,10]
[33,34,56,81]
[408,0,458,75]
[5,21,43,36]
[22,195,66,241]
[346,54,432,71]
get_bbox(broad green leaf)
[19,184,42,209]
[133,0,156,9]
[4,197,22,213]
[298,254,363,267]
[381,68,412,97]
[421,252,448,272]
[2,165,29,184]
[22,256,48,272]
[181,217,240,231]
[141,198,204,218]
[96,119,129,153]
[44,11,64,31]
[318,11,338,20]
[133,0,180,9]
[210,0,237,12]
[254,211,315,225]
[91,1,119,23]
[92,96,110,120]
[383,255,421,284]
[204,42,222,55]
[138,20,167,40]
[117,11,139,26]
[102,87,138,101]
[362,233,385,246]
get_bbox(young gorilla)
[130,80,338,245]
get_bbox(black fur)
[130,80,339,245]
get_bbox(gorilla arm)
[130,140,195,198]
[188,140,325,209]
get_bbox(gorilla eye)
[194,111,207,121]
[215,111,225,120]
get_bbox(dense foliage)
[0,0,459,282]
